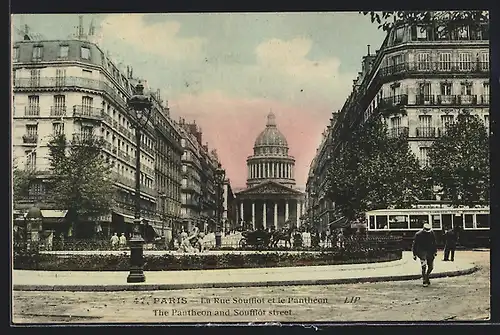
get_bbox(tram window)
[410,215,429,229]
[388,215,409,229]
[464,214,474,229]
[369,216,375,229]
[376,216,388,229]
[431,215,441,229]
[442,214,452,230]
[476,214,490,228]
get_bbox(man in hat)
[412,222,438,287]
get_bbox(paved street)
[12,251,489,323]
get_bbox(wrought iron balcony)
[378,61,490,78]
[415,127,436,138]
[388,126,409,138]
[73,105,103,120]
[415,94,435,105]
[22,134,38,144]
[437,95,458,105]
[24,106,40,116]
[457,95,478,105]
[72,133,103,144]
[381,94,408,106]
[50,106,67,116]
[479,95,490,105]
[437,127,452,137]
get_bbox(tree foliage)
[13,166,34,201]
[47,134,115,228]
[361,11,489,34]
[428,110,489,206]
[326,116,426,220]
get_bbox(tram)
[365,206,490,249]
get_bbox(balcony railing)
[22,134,38,144]
[479,95,490,105]
[457,95,478,105]
[415,95,435,105]
[50,106,67,116]
[72,133,103,144]
[111,172,157,196]
[24,106,40,116]
[378,61,489,78]
[73,105,103,120]
[381,94,408,106]
[388,127,409,138]
[437,127,451,137]
[437,95,458,105]
[415,127,436,138]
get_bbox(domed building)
[235,112,305,230]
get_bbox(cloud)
[95,14,207,61]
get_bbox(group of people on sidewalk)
[412,223,460,287]
[110,233,127,250]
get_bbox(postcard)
[11,11,490,325]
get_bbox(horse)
[270,226,294,248]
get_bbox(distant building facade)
[236,112,305,230]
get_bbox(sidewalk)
[12,252,478,292]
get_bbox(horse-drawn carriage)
[238,229,271,249]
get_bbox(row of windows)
[369,213,490,230]
[388,51,489,69]
[392,23,489,45]
[13,44,91,62]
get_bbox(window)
[458,53,472,71]
[30,69,40,87]
[53,95,66,116]
[438,53,452,71]
[476,214,490,228]
[440,82,452,96]
[376,216,388,229]
[442,214,453,229]
[26,124,38,136]
[390,54,404,67]
[59,45,69,58]
[441,115,454,131]
[82,125,94,138]
[461,83,473,96]
[32,46,43,60]
[394,27,404,43]
[464,214,474,229]
[419,147,429,167]
[26,151,37,170]
[369,216,375,229]
[388,215,409,229]
[431,215,441,229]
[13,47,19,61]
[417,53,431,71]
[53,122,64,135]
[457,26,469,40]
[481,52,489,71]
[419,115,432,128]
[409,215,429,229]
[27,95,39,116]
[390,116,401,129]
[81,46,91,60]
[485,115,490,134]
[436,26,449,39]
[82,96,93,108]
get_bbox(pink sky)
[170,91,331,189]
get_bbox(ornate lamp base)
[127,234,146,283]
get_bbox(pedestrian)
[443,226,459,261]
[110,232,119,250]
[119,233,127,249]
[412,222,438,287]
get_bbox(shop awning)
[40,210,68,218]
[114,212,156,224]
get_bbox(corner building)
[236,112,305,230]
[12,38,183,239]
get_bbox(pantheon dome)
[246,112,296,188]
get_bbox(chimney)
[367,44,371,56]
[78,15,84,38]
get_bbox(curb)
[13,265,479,292]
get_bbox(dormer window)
[13,47,19,62]
[394,27,404,44]
[81,46,91,60]
[32,45,43,61]
[416,26,428,40]
[59,45,69,59]
[457,26,470,40]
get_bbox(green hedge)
[14,249,402,271]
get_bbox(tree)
[361,11,489,34]
[47,133,115,237]
[326,116,426,220]
[13,165,34,201]
[428,110,489,207]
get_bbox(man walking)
[110,232,119,250]
[412,222,437,287]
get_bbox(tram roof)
[366,207,490,214]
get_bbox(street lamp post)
[215,163,226,248]
[25,204,42,252]
[127,82,152,283]
[159,193,167,250]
